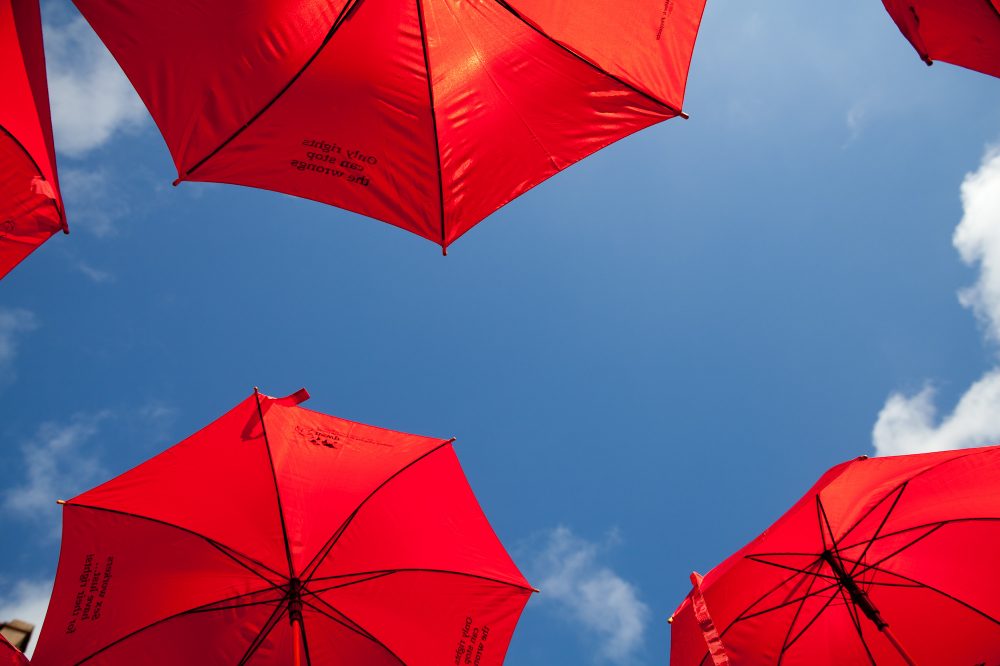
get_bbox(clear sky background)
[3,1,1000,663]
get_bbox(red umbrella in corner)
[70,0,706,253]
[32,388,534,665]
[669,445,1000,665]
[882,0,1000,79]
[0,634,27,666]
[0,0,66,280]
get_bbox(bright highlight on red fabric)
[669,445,1000,665]
[0,0,66,280]
[32,389,534,666]
[70,0,706,253]
[882,0,1000,79]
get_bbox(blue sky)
[3,1,1000,663]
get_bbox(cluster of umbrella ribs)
[2,0,1000,663]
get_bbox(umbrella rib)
[307,567,537,593]
[722,567,816,633]
[745,555,836,581]
[824,481,907,549]
[63,501,286,585]
[776,562,824,666]
[181,0,362,180]
[0,122,67,231]
[738,581,839,623]
[857,563,1000,627]
[833,517,1000,553]
[73,586,286,664]
[836,585,877,666]
[844,483,908,578]
[299,611,314,666]
[300,440,453,580]
[254,388,296,578]
[491,0,685,117]
[984,0,1000,21]
[414,0,448,252]
[299,596,407,665]
[237,598,291,666]
[780,588,838,654]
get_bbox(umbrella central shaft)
[820,551,887,630]
[288,577,303,624]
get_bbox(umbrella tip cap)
[56,499,67,505]
[680,111,690,120]
[667,616,674,624]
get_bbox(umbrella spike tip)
[172,178,182,187]
[56,499,67,505]
[667,616,674,624]
[680,111,690,120]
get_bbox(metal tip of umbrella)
[679,111,690,120]
[667,615,674,624]
[56,499,67,505]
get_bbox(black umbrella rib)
[300,595,407,665]
[836,585,877,666]
[74,587,285,664]
[237,598,290,666]
[300,439,454,580]
[846,483,907,578]
[776,562,824,666]
[308,567,537,593]
[745,554,835,581]
[834,517,1000,553]
[182,0,363,179]
[414,0,448,252]
[65,501,286,585]
[491,0,685,118]
[0,123,67,231]
[858,563,1000,627]
[254,388,296,579]
[780,589,838,656]
[985,0,1000,21]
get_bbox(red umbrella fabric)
[0,0,66,279]
[70,0,706,253]
[32,389,534,665]
[882,0,1000,79]
[0,634,28,666]
[669,445,1000,665]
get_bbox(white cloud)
[529,527,648,664]
[0,579,52,657]
[873,148,1000,456]
[2,414,109,531]
[0,309,38,385]
[44,15,147,156]
[75,260,114,284]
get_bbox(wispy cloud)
[0,308,38,386]
[2,413,110,534]
[874,147,1000,456]
[527,526,648,664]
[44,15,147,156]
[75,260,115,284]
[0,579,52,657]
[58,168,128,237]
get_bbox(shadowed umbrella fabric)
[669,445,1000,665]
[0,0,66,279]
[70,0,705,253]
[0,635,27,666]
[31,389,534,665]
[882,0,1000,79]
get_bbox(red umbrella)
[0,634,27,666]
[32,388,534,665]
[669,445,1000,665]
[0,0,67,279]
[882,0,1000,79]
[70,0,706,253]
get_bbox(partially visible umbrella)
[0,0,66,280]
[32,388,534,665]
[882,0,1000,79]
[669,445,1000,665]
[0,634,27,666]
[71,0,706,253]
